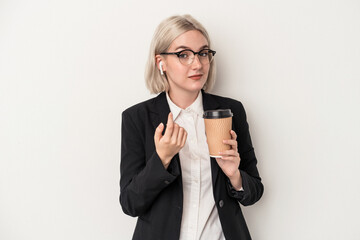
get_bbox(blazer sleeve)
[119,109,179,217]
[226,101,264,206]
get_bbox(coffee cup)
[203,109,233,158]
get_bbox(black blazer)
[120,89,264,240]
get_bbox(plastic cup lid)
[203,109,233,119]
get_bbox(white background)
[1,0,360,239]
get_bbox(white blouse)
[166,91,225,240]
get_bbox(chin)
[187,86,204,94]
[193,81,206,91]
[188,80,204,87]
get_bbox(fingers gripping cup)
[203,109,233,158]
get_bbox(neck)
[168,89,200,109]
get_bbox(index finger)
[164,112,174,138]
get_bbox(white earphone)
[159,61,164,75]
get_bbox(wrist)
[228,169,240,181]
[157,151,172,169]
[229,170,242,190]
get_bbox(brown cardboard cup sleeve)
[203,109,233,158]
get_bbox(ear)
[155,55,166,72]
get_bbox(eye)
[178,50,191,59]
[199,50,209,57]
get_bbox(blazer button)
[164,180,170,185]
[219,200,224,208]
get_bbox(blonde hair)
[145,14,216,94]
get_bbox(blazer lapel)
[201,89,220,111]
[151,92,170,129]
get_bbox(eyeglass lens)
[179,50,214,65]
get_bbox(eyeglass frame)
[160,49,216,65]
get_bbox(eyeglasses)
[160,49,216,66]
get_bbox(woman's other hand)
[154,112,187,169]
[217,130,243,190]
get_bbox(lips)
[189,74,203,80]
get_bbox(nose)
[191,54,202,69]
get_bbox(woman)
[120,14,264,240]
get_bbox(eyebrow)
[174,45,209,51]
